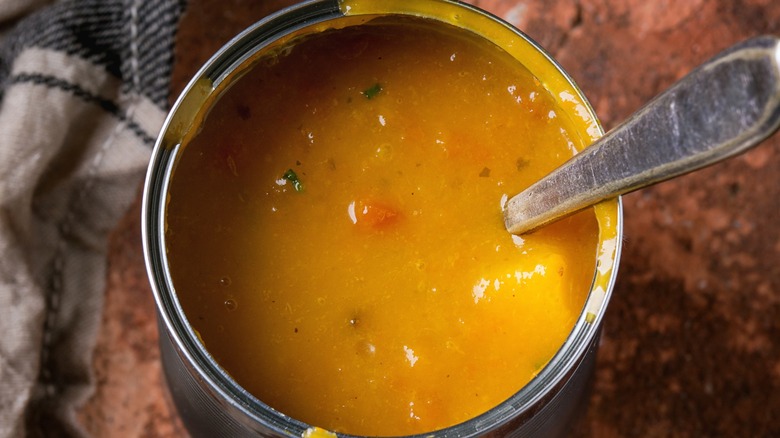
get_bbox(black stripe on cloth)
[126,0,187,105]
[0,0,187,108]
[9,72,157,146]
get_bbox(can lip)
[141,1,624,436]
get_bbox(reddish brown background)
[76,0,780,436]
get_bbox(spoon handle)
[504,36,780,235]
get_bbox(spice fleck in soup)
[166,16,599,436]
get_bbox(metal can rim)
[141,0,624,436]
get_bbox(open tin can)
[142,0,622,436]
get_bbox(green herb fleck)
[362,83,382,100]
[283,169,304,192]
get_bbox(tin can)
[142,1,622,436]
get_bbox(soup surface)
[166,16,598,436]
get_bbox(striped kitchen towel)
[0,0,185,436]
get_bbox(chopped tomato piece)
[348,199,401,229]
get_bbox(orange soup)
[166,16,598,436]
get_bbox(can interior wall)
[141,0,623,436]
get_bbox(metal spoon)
[504,36,780,235]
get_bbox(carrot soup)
[165,15,601,436]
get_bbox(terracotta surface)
[77,0,780,436]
